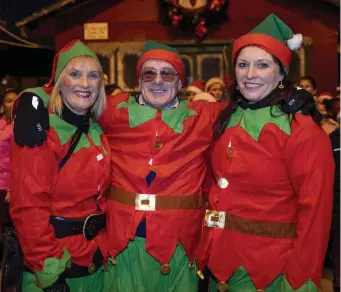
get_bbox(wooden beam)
[15,0,78,28]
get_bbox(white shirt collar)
[138,94,179,110]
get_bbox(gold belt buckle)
[135,194,156,211]
[204,210,226,229]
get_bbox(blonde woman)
[10,40,111,291]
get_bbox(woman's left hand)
[5,191,10,203]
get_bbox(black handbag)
[1,226,23,292]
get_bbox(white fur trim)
[187,86,203,94]
[192,92,217,103]
[287,34,303,51]
[205,77,225,92]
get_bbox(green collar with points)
[50,114,107,154]
[227,106,292,141]
[117,96,197,134]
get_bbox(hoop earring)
[236,86,239,90]
[279,80,284,89]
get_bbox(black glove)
[13,92,50,148]
[279,87,320,123]
[43,274,70,292]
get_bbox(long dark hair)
[214,51,288,140]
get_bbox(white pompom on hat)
[187,80,206,94]
[192,92,217,103]
[287,34,303,50]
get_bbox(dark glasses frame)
[140,69,179,83]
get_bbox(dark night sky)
[1,0,58,22]
[0,0,58,77]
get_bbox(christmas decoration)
[160,0,229,38]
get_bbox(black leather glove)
[43,274,70,292]
[13,92,50,148]
[279,87,320,123]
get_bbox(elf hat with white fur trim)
[232,13,303,73]
[187,80,206,94]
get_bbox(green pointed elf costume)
[10,40,111,291]
[195,14,335,292]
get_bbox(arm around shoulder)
[13,91,50,148]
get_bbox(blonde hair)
[50,56,107,120]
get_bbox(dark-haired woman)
[299,76,318,101]
[196,14,334,292]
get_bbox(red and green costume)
[196,106,334,291]
[196,14,334,292]
[100,92,222,291]
[98,38,224,292]
[10,40,111,291]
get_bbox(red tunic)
[10,110,111,273]
[99,93,223,264]
[196,107,334,290]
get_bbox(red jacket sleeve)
[10,139,66,272]
[98,93,130,132]
[283,121,334,289]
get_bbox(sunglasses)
[140,70,178,82]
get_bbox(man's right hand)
[13,92,50,148]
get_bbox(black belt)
[50,214,106,240]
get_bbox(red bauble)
[164,0,226,37]
[209,0,224,11]
[195,19,208,37]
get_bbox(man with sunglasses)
[98,40,218,291]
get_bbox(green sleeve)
[34,247,71,289]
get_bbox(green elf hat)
[47,39,100,87]
[232,13,303,73]
[136,40,185,85]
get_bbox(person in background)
[0,88,18,263]
[205,77,225,102]
[318,92,340,134]
[317,92,334,116]
[323,98,340,133]
[196,14,334,292]
[105,83,122,96]
[299,76,318,101]
[186,80,206,101]
[10,40,111,291]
